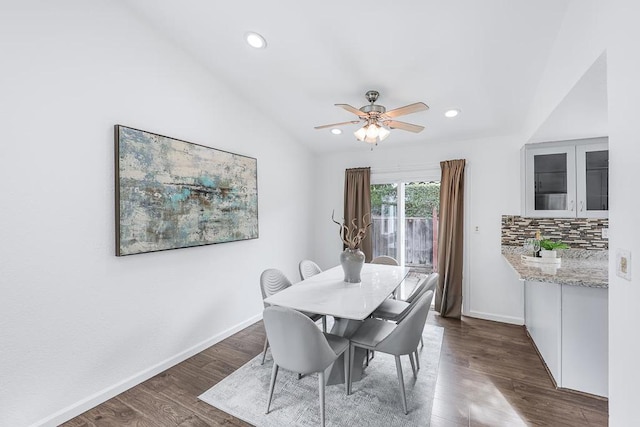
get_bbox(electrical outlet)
[616,249,632,281]
[474,225,480,233]
[601,228,609,239]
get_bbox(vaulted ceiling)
[121,0,572,152]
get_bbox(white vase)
[340,248,365,283]
[540,249,557,258]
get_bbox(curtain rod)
[370,162,441,174]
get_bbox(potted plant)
[539,239,570,258]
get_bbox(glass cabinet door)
[576,142,608,217]
[525,145,576,217]
[534,152,568,210]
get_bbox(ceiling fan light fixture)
[331,128,342,135]
[365,124,380,139]
[445,109,460,118]
[317,91,428,147]
[354,126,367,141]
[245,32,267,49]
[364,135,377,144]
[378,126,390,141]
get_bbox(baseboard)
[32,313,263,427]
[465,310,524,325]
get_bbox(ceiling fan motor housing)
[359,104,386,114]
[361,90,386,115]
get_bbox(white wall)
[606,1,640,424]
[313,136,524,325]
[0,1,314,426]
[525,0,640,423]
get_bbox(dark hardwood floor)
[62,313,607,426]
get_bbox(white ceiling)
[121,0,572,153]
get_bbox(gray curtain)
[436,159,466,318]
[344,167,372,262]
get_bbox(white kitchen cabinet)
[561,285,608,397]
[524,280,608,397]
[525,281,562,383]
[522,137,608,218]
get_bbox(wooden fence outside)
[371,214,438,272]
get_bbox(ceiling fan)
[314,90,429,145]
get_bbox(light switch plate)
[601,228,609,239]
[616,249,632,281]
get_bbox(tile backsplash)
[501,215,608,251]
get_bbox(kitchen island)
[502,245,608,398]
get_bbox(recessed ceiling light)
[444,109,460,118]
[331,128,342,135]
[245,32,267,49]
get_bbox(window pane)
[371,183,398,260]
[404,181,440,274]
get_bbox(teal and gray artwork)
[115,126,258,256]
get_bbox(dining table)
[263,263,412,385]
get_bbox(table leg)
[325,317,367,386]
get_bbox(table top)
[263,264,411,321]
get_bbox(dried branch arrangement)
[332,210,372,250]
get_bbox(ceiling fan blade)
[382,102,429,119]
[335,104,367,117]
[314,120,361,130]
[384,120,425,133]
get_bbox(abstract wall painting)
[115,125,258,256]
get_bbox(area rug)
[199,325,444,427]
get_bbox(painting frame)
[115,125,259,256]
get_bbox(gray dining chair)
[299,259,322,280]
[373,273,438,322]
[348,290,434,415]
[371,273,438,368]
[260,269,325,365]
[371,255,400,265]
[263,306,350,427]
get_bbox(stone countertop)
[501,246,608,288]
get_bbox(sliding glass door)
[371,181,440,273]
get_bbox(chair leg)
[343,346,350,395]
[266,363,279,414]
[348,344,355,395]
[319,371,326,427]
[365,350,369,367]
[409,353,417,378]
[394,355,408,415]
[322,316,327,333]
[414,350,420,370]
[261,337,269,365]
[420,336,424,348]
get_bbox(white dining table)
[264,263,412,385]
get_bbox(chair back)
[405,272,439,304]
[299,259,322,281]
[423,272,439,295]
[260,269,292,308]
[371,255,399,266]
[403,274,428,303]
[263,306,340,374]
[377,290,434,355]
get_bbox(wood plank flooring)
[62,313,607,426]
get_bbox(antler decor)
[331,210,372,250]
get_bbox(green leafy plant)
[539,239,570,251]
